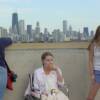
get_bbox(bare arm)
[55,68,64,83]
[88,43,95,80]
[53,66,64,86]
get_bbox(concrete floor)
[3,48,100,100]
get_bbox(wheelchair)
[24,73,70,100]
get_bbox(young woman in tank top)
[87,26,100,100]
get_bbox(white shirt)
[34,67,64,94]
[25,67,64,97]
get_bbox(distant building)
[43,28,49,42]
[12,13,19,34]
[20,34,29,42]
[89,30,94,40]
[90,30,94,37]
[83,27,89,39]
[9,27,12,34]
[34,22,41,41]
[63,20,67,35]
[27,25,32,39]
[19,20,25,35]
[39,32,44,42]
[70,31,79,41]
[69,25,72,39]
[77,31,82,41]
[52,29,64,42]
[35,22,40,34]
[0,27,8,38]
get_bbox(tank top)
[93,44,100,71]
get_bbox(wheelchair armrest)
[58,83,70,98]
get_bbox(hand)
[90,74,95,82]
[51,64,59,71]
[41,92,48,96]
[31,92,36,96]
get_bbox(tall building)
[69,25,73,39]
[27,25,32,36]
[44,28,49,42]
[90,30,94,39]
[35,21,40,34]
[63,20,67,35]
[0,27,8,38]
[83,27,89,38]
[69,25,72,36]
[19,20,25,35]
[52,29,63,42]
[34,22,41,41]
[44,28,48,34]
[12,13,19,34]
[90,30,94,37]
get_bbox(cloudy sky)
[0,0,100,32]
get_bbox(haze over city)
[0,0,100,32]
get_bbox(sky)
[0,0,100,32]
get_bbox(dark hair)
[41,52,54,61]
[88,25,100,50]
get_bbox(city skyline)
[0,12,94,43]
[0,0,100,32]
[0,12,93,34]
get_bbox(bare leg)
[87,80,100,100]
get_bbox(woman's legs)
[87,80,100,100]
[0,67,7,100]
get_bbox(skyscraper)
[90,30,94,38]
[63,20,67,35]
[35,21,40,34]
[69,25,72,35]
[52,29,63,42]
[0,27,8,38]
[19,20,25,35]
[27,25,32,35]
[34,22,41,41]
[44,28,49,42]
[83,27,89,38]
[12,13,19,34]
